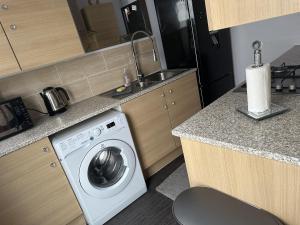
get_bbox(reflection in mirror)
[68,0,152,52]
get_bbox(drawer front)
[164,72,201,127]
[163,73,202,147]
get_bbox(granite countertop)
[173,92,300,166]
[0,68,197,157]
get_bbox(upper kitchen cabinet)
[205,0,300,30]
[67,0,152,52]
[0,0,84,70]
[0,24,20,76]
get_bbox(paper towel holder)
[252,40,263,68]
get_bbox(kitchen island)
[173,91,300,225]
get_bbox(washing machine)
[51,110,147,225]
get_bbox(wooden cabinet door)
[0,0,84,70]
[0,138,84,225]
[0,24,20,76]
[164,72,202,146]
[205,0,300,31]
[121,87,176,170]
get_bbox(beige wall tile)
[23,94,47,120]
[63,79,93,104]
[102,45,131,70]
[127,64,137,81]
[139,52,161,75]
[0,66,61,99]
[102,45,131,57]
[134,39,155,54]
[56,57,87,84]
[56,53,107,84]
[80,53,107,76]
[88,67,127,95]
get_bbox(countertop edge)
[0,102,121,158]
[172,129,300,167]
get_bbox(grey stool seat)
[173,187,284,225]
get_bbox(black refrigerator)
[154,0,235,106]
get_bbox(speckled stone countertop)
[0,68,197,157]
[173,92,300,166]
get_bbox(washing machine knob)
[93,128,102,136]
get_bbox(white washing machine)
[51,110,147,225]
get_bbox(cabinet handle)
[42,147,50,153]
[1,4,8,10]
[50,162,57,168]
[161,93,165,97]
[10,24,17,30]
[171,101,176,105]
[164,105,168,110]
[169,89,173,94]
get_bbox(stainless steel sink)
[101,69,189,99]
[101,79,157,99]
[145,69,188,82]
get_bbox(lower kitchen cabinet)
[163,72,202,146]
[0,138,85,225]
[121,87,177,172]
[121,71,202,176]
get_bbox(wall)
[231,13,300,85]
[0,39,160,119]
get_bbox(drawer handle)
[171,101,176,105]
[169,89,173,94]
[50,162,57,168]
[1,4,8,10]
[10,24,17,30]
[161,93,165,97]
[42,147,50,153]
[164,105,168,110]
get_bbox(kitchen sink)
[101,69,188,99]
[101,79,157,99]
[145,69,188,82]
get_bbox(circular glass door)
[88,147,126,188]
[80,140,136,198]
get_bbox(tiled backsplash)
[0,38,161,119]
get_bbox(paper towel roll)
[246,63,271,113]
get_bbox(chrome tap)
[131,31,158,88]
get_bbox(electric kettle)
[40,87,70,116]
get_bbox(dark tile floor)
[104,156,184,225]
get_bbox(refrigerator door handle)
[209,31,220,48]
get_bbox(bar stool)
[173,187,284,225]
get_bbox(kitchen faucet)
[131,30,158,88]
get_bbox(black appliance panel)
[155,0,234,106]
[121,0,152,37]
[0,97,33,141]
[155,0,196,69]
[191,0,234,85]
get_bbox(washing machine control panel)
[57,116,123,158]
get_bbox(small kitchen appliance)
[51,110,146,225]
[0,97,33,141]
[40,87,70,116]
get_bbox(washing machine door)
[79,139,136,198]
